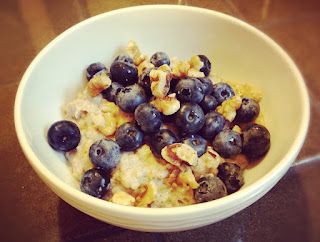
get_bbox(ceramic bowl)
[14,5,309,232]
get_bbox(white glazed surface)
[14,5,309,232]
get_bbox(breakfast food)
[47,41,271,208]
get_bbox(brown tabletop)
[1,0,320,241]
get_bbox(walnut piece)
[171,59,190,79]
[150,65,172,98]
[138,60,155,76]
[161,143,198,169]
[86,71,111,97]
[111,191,135,206]
[150,93,180,115]
[192,147,224,179]
[126,40,148,66]
[216,95,242,122]
[136,182,157,207]
[177,167,199,189]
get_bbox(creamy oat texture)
[63,41,263,207]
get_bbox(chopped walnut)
[135,182,157,207]
[161,143,198,170]
[216,95,242,122]
[149,66,172,98]
[126,40,148,66]
[138,60,155,76]
[177,167,199,189]
[192,147,224,179]
[99,99,120,115]
[187,68,205,78]
[171,59,190,79]
[86,71,111,97]
[111,191,135,206]
[150,93,180,115]
[189,55,204,71]
[232,125,242,133]
[158,64,172,73]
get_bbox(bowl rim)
[14,4,310,218]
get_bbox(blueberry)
[194,174,227,203]
[134,103,162,133]
[196,77,213,95]
[175,78,204,103]
[199,95,218,113]
[198,55,211,77]
[110,61,138,86]
[115,122,144,151]
[80,168,110,198]
[101,82,123,102]
[174,103,205,135]
[161,113,176,123]
[242,124,270,159]
[138,68,152,97]
[218,162,244,194]
[150,129,178,155]
[235,98,260,123]
[47,120,80,152]
[182,134,207,157]
[212,129,242,158]
[115,84,147,113]
[212,82,235,105]
[150,52,170,67]
[86,62,107,80]
[114,54,134,64]
[89,139,121,170]
[200,111,225,140]
[169,78,179,94]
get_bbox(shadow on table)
[57,164,315,242]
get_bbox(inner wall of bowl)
[19,7,305,189]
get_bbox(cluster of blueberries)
[47,51,270,202]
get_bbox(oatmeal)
[47,41,271,207]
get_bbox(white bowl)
[14,5,309,232]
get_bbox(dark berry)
[114,54,134,64]
[86,62,107,80]
[200,95,218,113]
[101,82,123,102]
[198,55,211,77]
[212,129,242,158]
[47,120,80,152]
[138,68,152,97]
[200,111,225,140]
[115,84,147,113]
[242,124,270,159]
[218,162,244,194]
[174,103,205,135]
[115,122,144,151]
[80,168,110,198]
[194,174,227,203]
[150,52,170,67]
[212,82,235,105]
[235,97,260,123]
[169,78,180,94]
[110,61,138,86]
[89,139,121,170]
[175,78,204,103]
[150,129,178,155]
[182,134,207,157]
[161,113,176,123]
[134,103,162,133]
[196,77,213,95]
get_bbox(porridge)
[47,41,271,207]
